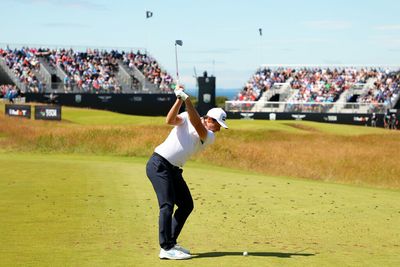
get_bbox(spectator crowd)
[358,69,400,108]
[235,66,400,111]
[1,47,399,118]
[236,67,292,101]
[288,67,369,103]
[122,51,174,92]
[0,47,176,94]
[0,47,44,93]
[53,48,122,93]
[0,84,20,102]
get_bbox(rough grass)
[1,103,399,189]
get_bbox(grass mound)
[1,103,399,189]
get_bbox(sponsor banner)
[98,96,112,103]
[5,104,31,119]
[44,93,59,103]
[240,112,254,120]
[291,114,306,120]
[323,115,338,122]
[156,96,173,102]
[129,96,143,102]
[34,105,62,120]
[203,93,211,103]
[353,116,369,122]
[227,111,386,127]
[25,93,176,116]
[75,94,82,103]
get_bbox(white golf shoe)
[159,247,191,260]
[174,244,190,254]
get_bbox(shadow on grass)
[193,251,315,259]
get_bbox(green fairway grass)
[59,105,390,136]
[1,153,399,267]
[61,106,166,126]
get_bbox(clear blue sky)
[2,0,400,89]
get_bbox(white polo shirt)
[155,112,215,167]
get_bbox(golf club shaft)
[175,44,179,83]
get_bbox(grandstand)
[0,46,180,116]
[0,46,175,95]
[226,65,400,115]
[1,46,399,126]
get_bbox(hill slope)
[1,103,399,189]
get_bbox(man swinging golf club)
[146,83,228,260]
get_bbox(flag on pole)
[175,40,183,46]
[259,28,263,36]
[146,11,153,18]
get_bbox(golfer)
[146,87,228,260]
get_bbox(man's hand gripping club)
[174,83,189,101]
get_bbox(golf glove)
[175,89,188,101]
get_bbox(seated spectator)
[235,67,292,101]
[359,69,400,108]
[1,47,176,94]
[123,51,174,92]
[0,47,43,93]
[0,84,19,102]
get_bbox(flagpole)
[259,28,263,68]
[145,11,153,54]
[145,11,148,54]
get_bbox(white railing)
[225,101,389,114]
[0,43,144,54]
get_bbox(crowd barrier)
[226,110,399,128]
[25,92,176,116]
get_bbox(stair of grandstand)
[37,57,63,91]
[116,62,145,92]
[251,78,293,112]
[37,52,143,93]
[395,98,400,109]
[52,63,67,90]
[0,62,14,85]
[337,78,380,113]
[269,94,280,101]
[391,91,400,108]
[118,61,159,92]
[329,78,376,113]
[32,58,52,90]
[41,58,73,92]
[0,58,26,92]
[354,77,377,101]
[278,77,294,103]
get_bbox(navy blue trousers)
[146,153,194,250]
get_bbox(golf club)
[175,40,183,88]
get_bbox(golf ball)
[243,251,248,256]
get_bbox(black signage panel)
[5,104,31,119]
[34,105,62,120]
[25,93,177,116]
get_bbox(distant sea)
[185,88,239,100]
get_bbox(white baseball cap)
[206,108,228,129]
